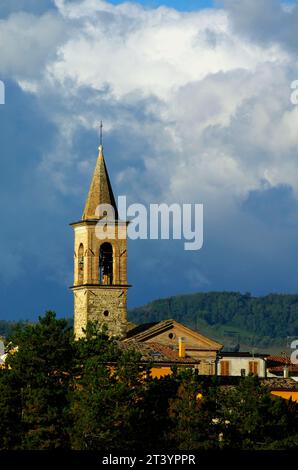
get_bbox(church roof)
[126,321,159,339]
[120,340,198,364]
[82,145,118,220]
[125,319,223,351]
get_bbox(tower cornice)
[70,283,132,289]
[70,219,130,228]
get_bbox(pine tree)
[4,311,74,449]
[166,371,220,450]
[70,322,145,450]
[0,369,22,449]
[218,376,298,449]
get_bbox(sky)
[1,0,298,320]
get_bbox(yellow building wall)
[271,391,298,402]
[151,367,172,379]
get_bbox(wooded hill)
[128,291,298,352]
[1,291,297,353]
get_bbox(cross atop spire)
[99,120,103,148]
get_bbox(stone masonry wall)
[73,285,128,338]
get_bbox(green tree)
[166,371,220,450]
[1,312,298,451]
[4,311,74,449]
[133,373,181,451]
[166,374,298,450]
[217,376,298,449]
[0,369,22,449]
[70,322,146,451]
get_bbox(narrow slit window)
[78,243,84,284]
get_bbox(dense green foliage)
[2,312,74,449]
[129,291,298,349]
[70,322,146,450]
[0,311,298,450]
[167,374,298,450]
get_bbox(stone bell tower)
[71,143,130,338]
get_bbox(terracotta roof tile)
[261,377,298,390]
[269,365,298,373]
[119,340,198,364]
[267,355,290,364]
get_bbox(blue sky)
[1,0,298,321]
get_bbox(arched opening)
[99,242,113,285]
[78,243,84,284]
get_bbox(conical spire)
[82,145,118,220]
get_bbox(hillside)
[0,320,25,339]
[1,292,297,353]
[128,291,298,353]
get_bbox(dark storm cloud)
[0,80,73,319]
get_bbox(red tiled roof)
[269,365,298,373]
[261,378,298,390]
[119,340,198,364]
[147,341,196,362]
[267,355,290,364]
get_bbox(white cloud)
[2,0,298,216]
[0,11,66,79]
[222,0,298,53]
[48,1,285,100]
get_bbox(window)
[241,368,246,377]
[249,361,259,376]
[99,242,113,285]
[78,243,84,284]
[220,360,230,376]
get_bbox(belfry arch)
[99,242,113,285]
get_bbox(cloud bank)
[1,0,298,318]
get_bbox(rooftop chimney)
[178,337,185,358]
